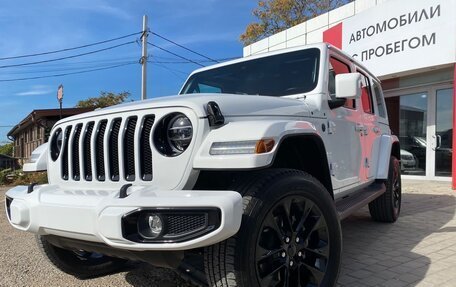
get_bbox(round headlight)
[167,115,193,153]
[50,128,63,161]
[154,113,193,157]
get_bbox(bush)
[0,169,48,186]
[12,171,48,186]
[0,168,13,185]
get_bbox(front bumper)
[5,185,242,251]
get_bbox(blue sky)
[0,0,257,143]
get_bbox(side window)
[198,83,222,93]
[358,71,374,114]
[372,81,387,118]
[329,57,355,109]
[187,82,222,94]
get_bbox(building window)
[37,126,41,139]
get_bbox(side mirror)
[335,73,361,99]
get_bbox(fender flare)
[376,134,400,179]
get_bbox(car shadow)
[338,192,456,286]
[124,262,194,287]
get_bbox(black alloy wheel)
[391,157,401,213]
[256,196,330,287]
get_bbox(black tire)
[369,156,402,222]
[36,235,127,279]
[204,169,342,287]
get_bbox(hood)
[58,93,318,124]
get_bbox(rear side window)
[358,71,374,114]
[372,81,387,118]
[329,57,355,109]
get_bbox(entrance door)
[399,92,428,176]
[385,85,453,180]
[434,88,453,177]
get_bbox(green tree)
[75,91,131,109]
[0,143,13,156]
[241,0,348,46]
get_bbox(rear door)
[357,70,377,182]
[357,70,389,181]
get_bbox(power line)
[151,32,219,63]
[0,61,136,82]
[3,56,140,69]
[148,55,238,64]
[0,41,136,69]
[152,62,187,81]
[148,60,189,75]
[0,32,142,61]
[147,42,205,67]
[5,60,135,75]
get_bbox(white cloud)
[16,85,53,96]
[59,0,132,20]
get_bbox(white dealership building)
[244,0,456,188]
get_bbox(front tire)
[204,169,342,287]
[36,235,127,279]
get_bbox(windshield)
[180,48,320,97]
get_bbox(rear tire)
[369,156,401,222]
[204,169,342,287]
[36,235,127,279]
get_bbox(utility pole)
[141,15,148,100]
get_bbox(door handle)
[432,135,441,151]
[436,135,442,149]
[355,123,365,132]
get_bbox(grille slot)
[109,118,122,181]
[72,124,83,181]
[59,114,156,183]
[61,126,72,180]
[140,116,155,181]
[83,122,95,181]
[166,214,207,237]
[95,120,107,181]
[124,116,138,181]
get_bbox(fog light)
[148,214,163,236]
[138,213,163,239]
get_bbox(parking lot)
[1,180,455,287]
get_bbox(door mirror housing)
[335,73,361,99]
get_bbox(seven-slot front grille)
[60,115,155,182]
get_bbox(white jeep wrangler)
[6,43,401,287]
